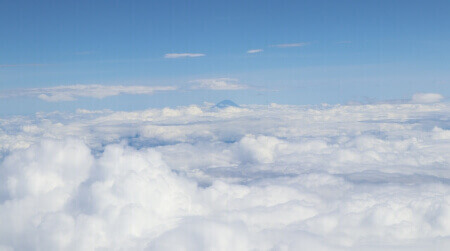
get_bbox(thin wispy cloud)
[164,53,205,58]
[0,63,47,68]
[272,42,309,48]
[411,93,444,104]
[190,78,248,90]
[0,84,177,102]
[247,49,263,54]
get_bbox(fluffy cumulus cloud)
[1,97,450,250]
[0,84,177,102]
[190,78,248,90]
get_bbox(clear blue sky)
[1,0,449,114]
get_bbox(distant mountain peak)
[215,100,239,108]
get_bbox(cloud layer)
[1,98,450,250]
[0,84,177,102]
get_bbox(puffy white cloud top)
[1,101,450,250]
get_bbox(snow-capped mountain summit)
[215,100,239,108]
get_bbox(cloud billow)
[0,96,449,250]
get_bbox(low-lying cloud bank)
[1,99,450,250]
[0,84,177,102]
[0,79,249,102]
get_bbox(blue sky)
[1,0,449,114]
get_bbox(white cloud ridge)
[1,97,450,250]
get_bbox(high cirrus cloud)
[0,84,177,102]
[1,96,450,250]
[247,49,263,54]
[164,53,205,58]
[189,78,248,90]
[272,42,310,48]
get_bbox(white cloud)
[0,98,450,250]
[164,53,205,58]
[0,84,177,102]
[272,42,309,48]
[189,78,248,90]
[247,49,263,54]
[411,93,444,104]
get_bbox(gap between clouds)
[271,42,310,48]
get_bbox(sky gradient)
[2,2,450,250]
[1,0,449,114]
